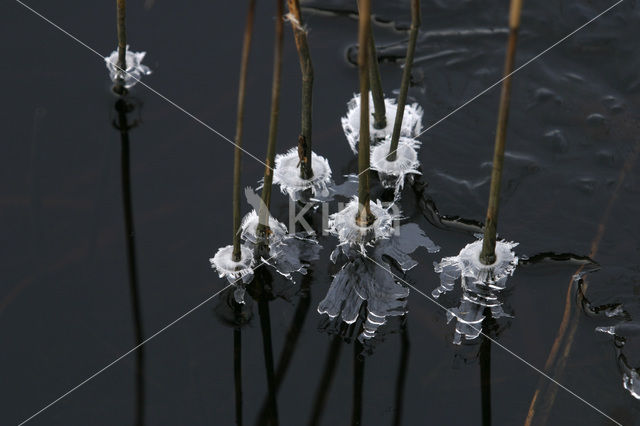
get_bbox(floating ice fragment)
[370,136,421,193]
[341,93,423,154]
[273,148,333,201]
[210,244,255,304]
[104,45,152,89]
[327,197,398,251]
[240,209,321,281]
[433,239,518,344]
[623,370,640,399]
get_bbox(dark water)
[2,0,640,424]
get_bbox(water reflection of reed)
[113,97,145,426]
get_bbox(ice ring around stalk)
[370,136,421,191]
[240,209,288,245]
[104,45,152,89]
[327,197,397,247]
[210,244,255,304]
[273,148,332,201]
[341,92,423,154]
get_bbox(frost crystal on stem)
[273,148,333,201]
[341,93,423,154]
[105,46,152,89]
[371,136,421,194]
[433,239,518,344]
[240,210,321,281]
[210,244,255,304]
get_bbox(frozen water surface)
[209,244,255,304]
[273,148,333,201]
[104,45,152,88]
[341,92,423,154]
[370,136,421,194]
[433,239,518,344]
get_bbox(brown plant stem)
[232,0,257,262]
[257,0,285,242]
[287,0,314,180]
[356,0,375,227]
[369,25,386,130]
[386,0,421,161]
[115,0,128,94]
[479,0,523,265]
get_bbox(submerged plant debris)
[341,92,423,154]
[433,239,518,344]
[370,136,421,195]
[104,45,152,88]
[320,202,439,340]
[273,147,333,201]
[210,244,256,304]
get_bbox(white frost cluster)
[433,239,518,344]
[327,197,398,250]
[210,244,255,304]
[104,46,152,89]
[273,148,333,201]
[341,93,423,154]
[370,136,421,193]
[240,209,288,246]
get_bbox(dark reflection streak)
[234,303,243,426]
[115,99,145,426]
[257,272,312,421]
[256,280,279,426]
[309,337,342,426]
[392,321,409,426]
[480,312,493,426]
[352,340,364,426]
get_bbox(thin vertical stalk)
[257,0,285,240]
[387,0,421,161]
[351,340,365,426]
[234,303,243,426]
[369,30,387,130]
[479,0,523,265]
[392,321,410,426]
[356,0,375,227]
[257,286,279,424]
[480,311,493,426]
[115,0,127,94]
[309,337,342,426]
[232,0,257,262]
[286,0,314,180]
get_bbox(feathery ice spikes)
[240,209,321,283]
[210,244,256,304]
[321,201,439,341]
[273,148,333,201]
[370,136,421,195]
[105,45,152,89]
[341,93,423,154]
[433,239,518,344]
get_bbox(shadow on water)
[113,97,145,426]
[351,339,364,426]
[308,336,343,426]
[392,319,409,426]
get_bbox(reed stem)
[386,0,421,161]
[232,0,257,262]
[287,0,314,180]
[368,25,386,130]
[115,0,128,94]
[479,0,523,265]
[356,0,375,227]
[257,0,285,241]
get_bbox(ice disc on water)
[341,93,423,154]
[327,197,398,249]
[240,209,288,246]
[370,136,421,193]
[273,148,333,201]
[210,244,255,304]
[104,45,152,89]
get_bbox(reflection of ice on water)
[341,93,423,154]
[273,148,333,201]
[104,46,152,88]
[320,204,439,340]
[433,239,518,344]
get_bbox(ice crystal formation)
[273,148,333,201]
[240,210,321,282]
[341,93,423,154]
[597,321,640,400]
[370,136,421,194]
[433,239,518,344]
[320,216,439,341]
[104,46,152,89]
[210,244,255,304]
